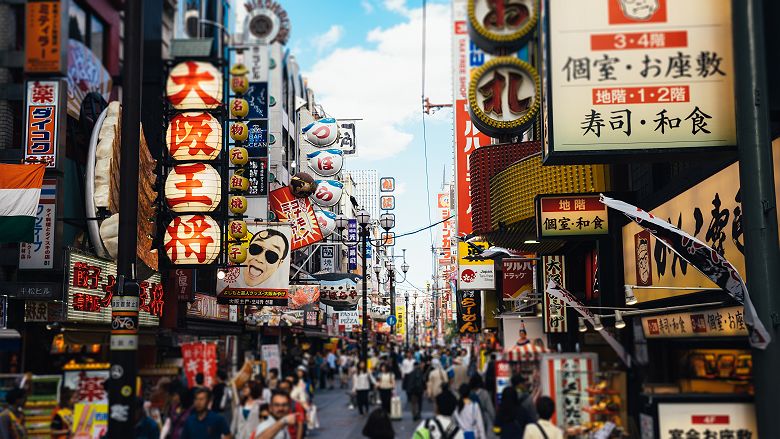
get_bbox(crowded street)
[1,0,780,438]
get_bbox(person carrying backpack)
[523,396,563,439]
[493,385,537,438]
[413,391,464,439]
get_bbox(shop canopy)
[506,343,551,362]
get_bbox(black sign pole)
[732,1,780,437]
[109,0,143,437]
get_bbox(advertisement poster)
[502,258,535,301]
[25,1,65,74]
[245,307,303,327]
[338,310,360,332]
[261,344,281,373]
[72,403,108,439]
[19,178,57,270]
[63,367,110,436]
[218,223,291,305]
[24,80,62,168]
[288,285,320,309]
[180,342,217,387]
[544,0,736,159]
[456,290,481,334]
[269,187,323,250]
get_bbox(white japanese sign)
[19,178,56,269]
[658,402,756,439]
[544,0,736,160]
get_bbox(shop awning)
[506,343,551,362]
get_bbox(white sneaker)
[348,404,355,410]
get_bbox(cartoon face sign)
[243,229,290,287]
[306,149,344,177]
[310,180,343,208]
[315,209,337,237]
[618,0,660,21]
[302,118,339,147]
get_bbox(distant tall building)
[346,169,380,220]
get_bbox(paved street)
[307,385,434,439]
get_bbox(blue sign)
[246,82,268,119]
[348,219,358,271]
[246,120,268,157]
[386,315,397,327]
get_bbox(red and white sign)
[542,255,567,333]
[540,353,597,428]
[164,163,222,212]
[310,180,344,208]
[545,0,735,158]
[166,61,223,110]
[658,402,756,439]
[163,214,221,265]
[24,80,61,168]
[269,186,323,250]
[502,258,535,301]
[380,177,395,192]
[181,342,218,387]
[19,178,57,269]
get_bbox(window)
[68,0,106,61]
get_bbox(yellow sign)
[72,403,108,438]
[457,241,491,265]
[622,139,780,303]
[25,1,65,74]
[395,305,405,336]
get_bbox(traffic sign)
[386,315,397,326]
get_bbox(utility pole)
[360,225,369,362]
[109,0,143,437]
[732,1,780,437]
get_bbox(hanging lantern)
[229,195,248,214]
[229,171,249,192]
[229,220,248,239]
[301,117,339,147]
[230,122,249,142]
[167,112,222,161]
[228,243,248,264]
[166,61,223,109]
[231,75,249,95]
[315,209,337,237]
[290,172,316,198]
[310,180,344,208]
[230,63,248,76]
[163,214,221,265]
[230,98,249,118]
[306,149,344,177]
[229,147,249,166]
[164,163,221,212]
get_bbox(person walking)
[180,388,231,439]
[376,363,396,414]
[425,358,449,406]
[162,386,193,439]
[252,391,296,439]
[400,351,415,379]
[493,386,535,439]
[469,375,495,436]
[403,361,425,421]
[231,381,266,439]
[449,355,469,393]
[361,408,395,439]
[522,397,564,439]
[352,361,376,415]
[412,391,464,439]
[454,384,486,439]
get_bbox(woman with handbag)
[376,363,396,414]
[352,361,376,415]
[454,384,486,439]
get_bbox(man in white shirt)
[254,391,296,439]
[523,396,564,439]
[401,351,416,377]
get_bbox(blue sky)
[242,0,456,292]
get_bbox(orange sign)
[380,195,395,210]
[380,177,395,192]
[455,99,491,235]
[25,1,65,74]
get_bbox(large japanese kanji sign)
[24,80,64,169]
[65,249,162,326]
[166,61,223,110]
[457,289,481,334]
[163,214,221,265]
[543,0,736,162]
[166,112,223,161]
[181,342,218,387]
[269,187,323,250]
[536,194,608,238]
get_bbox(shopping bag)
[390,395,403,420]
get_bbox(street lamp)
[356,210,371,362]
[404,292,410,348]
[335,214,349,231]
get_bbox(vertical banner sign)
[542,255,567,333]
[502,258,535,301]
[348,219,358,271]
[452,0,492,236]
[24,81,62,168]
[320,245,335,272]
[170,269,195,302]
[457,290,481,334]
[180,342,218,387]
[543,0,736,161]
[395,305,405,337]
[19,178,56,269]
[25,1,66,74]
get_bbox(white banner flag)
[600,194,770,349]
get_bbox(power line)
[420,0,436,289]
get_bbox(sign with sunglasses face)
[217,223,291,305]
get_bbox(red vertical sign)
[455,99,491,235]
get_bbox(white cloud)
[395,182,408,195]
[304,3,452,160]
[361,0,374,13]
[383,0,409,15]
[313,25,344,54]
